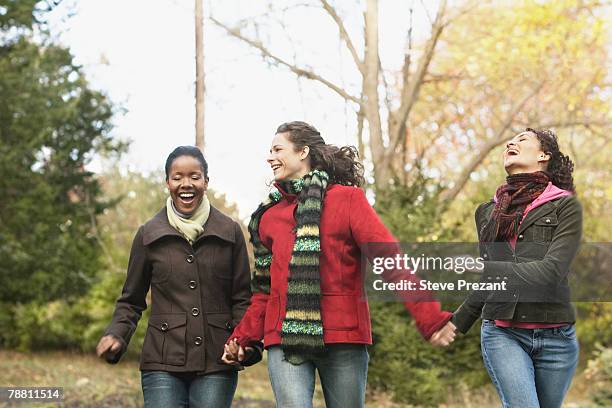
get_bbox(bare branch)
[422,73,467,83]
[320,0,365,74]
[404,1,414,80]
[85,194,122,274]
[379,56,392,114]
[210,16,362,106]
[356,106,366,160]
[419,0,434,24]
[440,82,545,202]
[390,0,448,154]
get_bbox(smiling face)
[166,155,208,215]
[503,131,550,175]
[267,132,311,181]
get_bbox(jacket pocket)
[206,312,234,361]
[142,313,187,365]
[532,215,559,242]
[264,296,280,334]
[321,294,359,330]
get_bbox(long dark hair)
[276,121,365,187]
[526,127,575,192]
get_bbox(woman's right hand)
[428,321,457,347]
[96,335,123,360]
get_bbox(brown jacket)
[104,205,256,373]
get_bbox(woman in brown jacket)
[96,146,259,408]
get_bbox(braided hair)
[526,127,575,192]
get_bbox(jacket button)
[186,254,195,263]
[518,234,524,240]
[191,307,200,316]
[189,280,197,289]
[483,254,488,259]
[225,321,233,330]
[545,218,551,224]
[194,336,203,346]
[160,322,169,332]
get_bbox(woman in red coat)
[223,121,455,407]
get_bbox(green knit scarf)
[249,169,329,364]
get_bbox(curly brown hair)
[526,127,575,192]
[276,121,365,187]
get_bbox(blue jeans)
[140,370,237,408]
[267,344,369,408]
[480,320,579,408]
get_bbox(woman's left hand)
[221,338,253,365]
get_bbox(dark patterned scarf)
[481,171,550,242]
[249,169,329,364]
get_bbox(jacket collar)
[517,200,558,234]
[273,181,336,201]
[274,181,298,202]
[517,183,572,234]
[142,205,235,245]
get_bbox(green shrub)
[10,300,89,351]
[368,302,488,406]
[79,269,149,359]
[584,346,612,407]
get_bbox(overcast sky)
[46,0,439,219]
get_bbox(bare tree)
[211,0,610,197]
[195,0,205,151]
[211,0,454,190]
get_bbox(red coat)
[230,184,452,348]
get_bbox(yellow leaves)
[435,0,609,92]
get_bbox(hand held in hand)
[429,321,457,347]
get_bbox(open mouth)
[178,192,196,204]
[506,149,519,157]
[271,163,282,172]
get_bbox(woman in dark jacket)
[96,146,259,408]
[222,121,456,408]
[453,128,582,408]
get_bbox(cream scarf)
[166,195,211,245]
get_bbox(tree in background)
[0,0,125,305]
[212,0,611,196]
[211,0,611,404]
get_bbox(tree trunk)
[195,0,205,151]
[363,0,387,188]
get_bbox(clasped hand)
[221,321,456,363]
[221,338,254,366]
[428,321,457,347]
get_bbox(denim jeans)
[480,319,579,408]
[140,370,237,408]
[267,344,369,408]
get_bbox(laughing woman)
[96,146,260,408]
[221,121,455,408]
[453,128,582,408]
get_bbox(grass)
[0,350,592,407]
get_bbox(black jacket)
[453,194,582,333]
